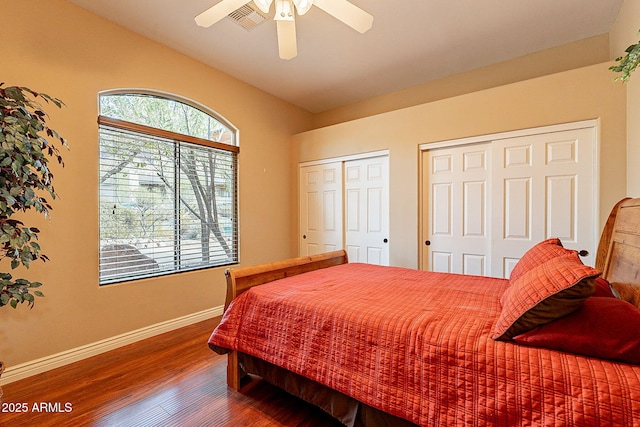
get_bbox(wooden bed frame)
[600,198,640,282]
[222,197,640,396]
[223,250,349,390]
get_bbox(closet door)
[491,127,596,276]
[421,123,597,278]
[423,143,491,275]
[299,162,343,256]
[344,156,390,265]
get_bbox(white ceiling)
[65,0,622,113]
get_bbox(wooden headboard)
[600,198,640,290]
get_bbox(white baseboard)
[0,306,223,385]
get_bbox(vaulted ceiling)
[65,0,623,113]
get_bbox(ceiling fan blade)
[312,0,373,33]
[195,0,253,27]
[276,19,298,59]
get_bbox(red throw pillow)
[610,282,640,310]
[513,297,640,365]
[509,238,565,282]
[493,252,599,341]
[593,277,615,298]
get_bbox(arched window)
[98,91,238,284]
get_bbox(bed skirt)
[238,352,417,427]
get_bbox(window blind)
[99,125,238,284]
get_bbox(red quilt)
[209,263,640,426]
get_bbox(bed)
[208,197,640,426]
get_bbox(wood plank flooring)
[1,317,344,426]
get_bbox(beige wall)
[292,64,626,268]
[610,0,640,197]
[1,0,312,369]
[313,34,611,128]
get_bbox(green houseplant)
[0,84,67,309]
[610,29,640,82]
[0,84,66,397]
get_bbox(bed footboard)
[223,250,348,390]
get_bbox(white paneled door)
[299,155,390,265]
[422,123,596,278]
[344,156,390,265]
[424,143,491,276]
[490,127,596,277]
[299,162,343,256]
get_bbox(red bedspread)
[209,263,640,426]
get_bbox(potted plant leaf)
[0,83,67,391]
[610,29,640,82]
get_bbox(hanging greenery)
[0,84,67,308]
[610,30,640,82]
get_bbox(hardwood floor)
[1,317,344,426]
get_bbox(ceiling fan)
[195,0,374,60]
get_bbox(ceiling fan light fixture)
[275,0,295,21]
[292,0,313,15]
[196,0,373,60]
[253,0,273,13]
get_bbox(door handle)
[383,238,388,243]
[425,240,431,246]
[578,249,589,257]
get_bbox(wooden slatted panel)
[602,198,640,285]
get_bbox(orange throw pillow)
[509,238,565,282]
[493,252,599,341]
